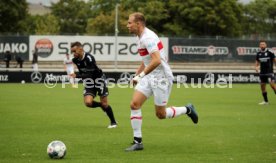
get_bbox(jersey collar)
[138,27,147,38]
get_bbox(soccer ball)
[47,140,66,159]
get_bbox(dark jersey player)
[70,41,117,128]
[255,40,276,105]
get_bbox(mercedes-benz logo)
[31,71,42,83]
[119,72,134,83]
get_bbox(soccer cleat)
[125,142,144,152]
[186,104,198,124]
[72,84,78,88]
[258,101,269,105]
[107,123,117,129]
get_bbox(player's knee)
[101,102,108,109]
[84,102,91,107]
[130,101,141,110]
[156,112,166,119]
[84,100,93,107]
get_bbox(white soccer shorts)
[135,75,172,106]
[66,68,74,75]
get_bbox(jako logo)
[35,38,53,58]
[0,43,28,53]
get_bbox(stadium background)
[1,0,276,83]
[0,35,275,83]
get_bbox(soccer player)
[32,49,38,72]
[255,40,276,105]
[125,12,198,151]
[70,41,117,128]
[4,51,11,68]
[63,53,76,88]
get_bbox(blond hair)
[130,12,146,26]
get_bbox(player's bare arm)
[135,61,145,75]
[132,62,145,86]
[143,51,161,75]
[255,60,260,73]
[73,64,77,74]
[132,51,161,85]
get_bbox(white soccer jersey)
[137,28,173,80]
[64,57,74,74]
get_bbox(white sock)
[166,106,187,118]
[130,109,142,138]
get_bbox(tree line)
[0,0,275,38]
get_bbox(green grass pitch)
[0,83,276,162]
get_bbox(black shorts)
[259,74,275,83]
[83,76,109,97]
